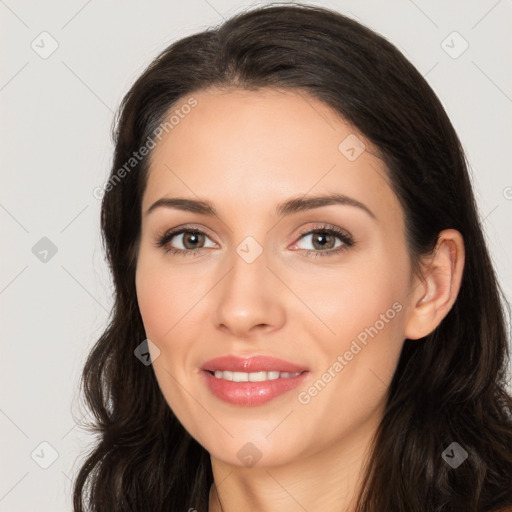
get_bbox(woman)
[73,3,512,511]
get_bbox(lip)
[200,355,310,407]
[201,355,309,373]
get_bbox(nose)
[212,241,286,339]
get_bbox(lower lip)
[201,370,309,406]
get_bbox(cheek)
[295,256,408,347]
[135,257,199,424]
[296,249,409,414]
[135,255,178,339]
[135,254,210,379]
[323,253,408,385]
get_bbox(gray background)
[1,0,511,510]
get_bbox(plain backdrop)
[1,1,511,510]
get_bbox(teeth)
[212,370,301,382]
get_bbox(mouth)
[200,355,310,406]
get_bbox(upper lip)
[201,355,309,373]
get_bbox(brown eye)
[310,232,337,250]
[155,228,217,256]
[291,225,355,258]
[181,231,206,249]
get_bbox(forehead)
[143,88,399,222]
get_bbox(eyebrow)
[145,192,376,219]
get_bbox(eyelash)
[153,223,355,259]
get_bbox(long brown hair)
[73,3,512,511]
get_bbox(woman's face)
[135,88,417,468]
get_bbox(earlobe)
[404,229,465,340]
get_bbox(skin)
[135,88,465,512]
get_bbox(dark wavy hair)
[72,3,512,511]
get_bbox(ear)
[404,229,465,340]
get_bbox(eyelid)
[294,222,352,241]
[156,223,217,243]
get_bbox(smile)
[210,370,303,382]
